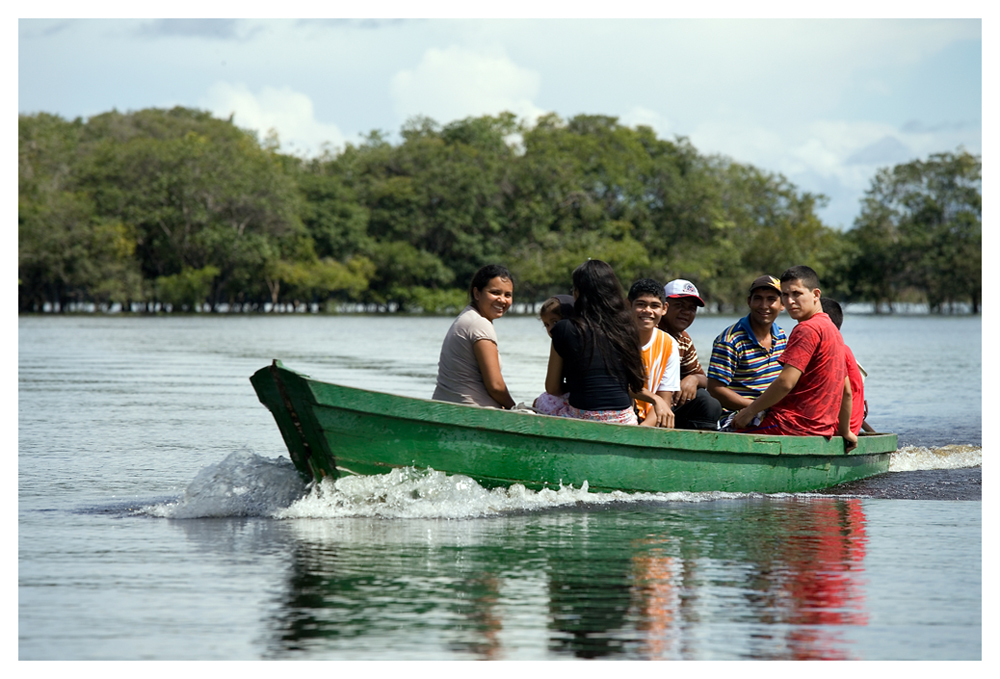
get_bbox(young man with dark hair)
[708,275,788,421]
[628,279,679,427]
[821,297,872,435]
[656,279,723,430]
[733,266,857,449]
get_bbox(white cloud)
[610,19,979,129]
[201,82,346,156]
[620,106,672,138]
[692,116,979,181]
[685,115,980,228]
[389,45,546,126]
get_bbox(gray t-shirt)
[432,305,504,408]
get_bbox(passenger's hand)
[673,375,699,407]
[733,406,754,430]
[652,396,675,429]
[843,431,858,453]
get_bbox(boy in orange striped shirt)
[628,279,680,428]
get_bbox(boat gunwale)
[267,361,897,460]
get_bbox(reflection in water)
[634,498,868,660]
[453,573,503,659]
[258,519,535,659]
[545,512,634,658]
[630,538,681,659]
[199,498,870,659]
[780,499,868,660]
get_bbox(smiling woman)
[431,264,516,410]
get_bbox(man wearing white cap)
[656,279,723,430]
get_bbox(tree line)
[18,106,981,314]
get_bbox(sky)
[16,10,984,230]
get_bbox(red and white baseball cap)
[663,279,705,307]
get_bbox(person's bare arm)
[861,398,875,432]
[544,344,566,396]
[733,365,802,429]
[708,377,754,412]
[632,388,674,428]
[838,376,858,451]
[654,391,676,428]
[473,339,515,409]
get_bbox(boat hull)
[251,361,896,494]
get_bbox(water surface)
[18,313,981,660]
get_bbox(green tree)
[295,169,371,260]
[365,241,455,310]
[78,107,305,309]
[704,160,841,309]
[508,114,663,300]
[842,149,981,313]
[316,113,522,303]
[22,105,924,316]
[155,265,221,310]
[264,255,374,308]
[19,113,144,311]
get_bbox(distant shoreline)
[19,301,980,317]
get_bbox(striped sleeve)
[707,328,737,385]
[677,331,704,377]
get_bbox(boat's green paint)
[251,360,897,494]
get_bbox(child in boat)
[432,264,516,409]
[533,295,576,415]
[732,265,856,449]
[821,297,874,434]
[541,260,670,425]
[627,279,679,427]
[539,294,576,337]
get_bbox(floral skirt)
[534,392,638,425]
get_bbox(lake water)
[18,313,982,660]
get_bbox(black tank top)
[551,319,632,411]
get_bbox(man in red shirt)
[733,266,857,450]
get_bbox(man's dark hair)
[780,265,820,291]
[468,264,513,304]
[820,297,844,330]
[627,278,665,303]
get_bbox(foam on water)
[143,441,982,520]
[275,467,746,519]
[142,450,747,519]
[145,449,307,518]
[888,444,982,472]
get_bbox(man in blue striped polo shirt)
[708,275,788,421]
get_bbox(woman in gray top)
[432,264,516,409]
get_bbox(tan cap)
[749,275,781,294]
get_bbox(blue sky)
[17,12,983,230]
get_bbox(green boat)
[251,360,897,494]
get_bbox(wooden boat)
[251,360,897,494]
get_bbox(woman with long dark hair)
[432,264,516,409]
[543,260,671,425]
